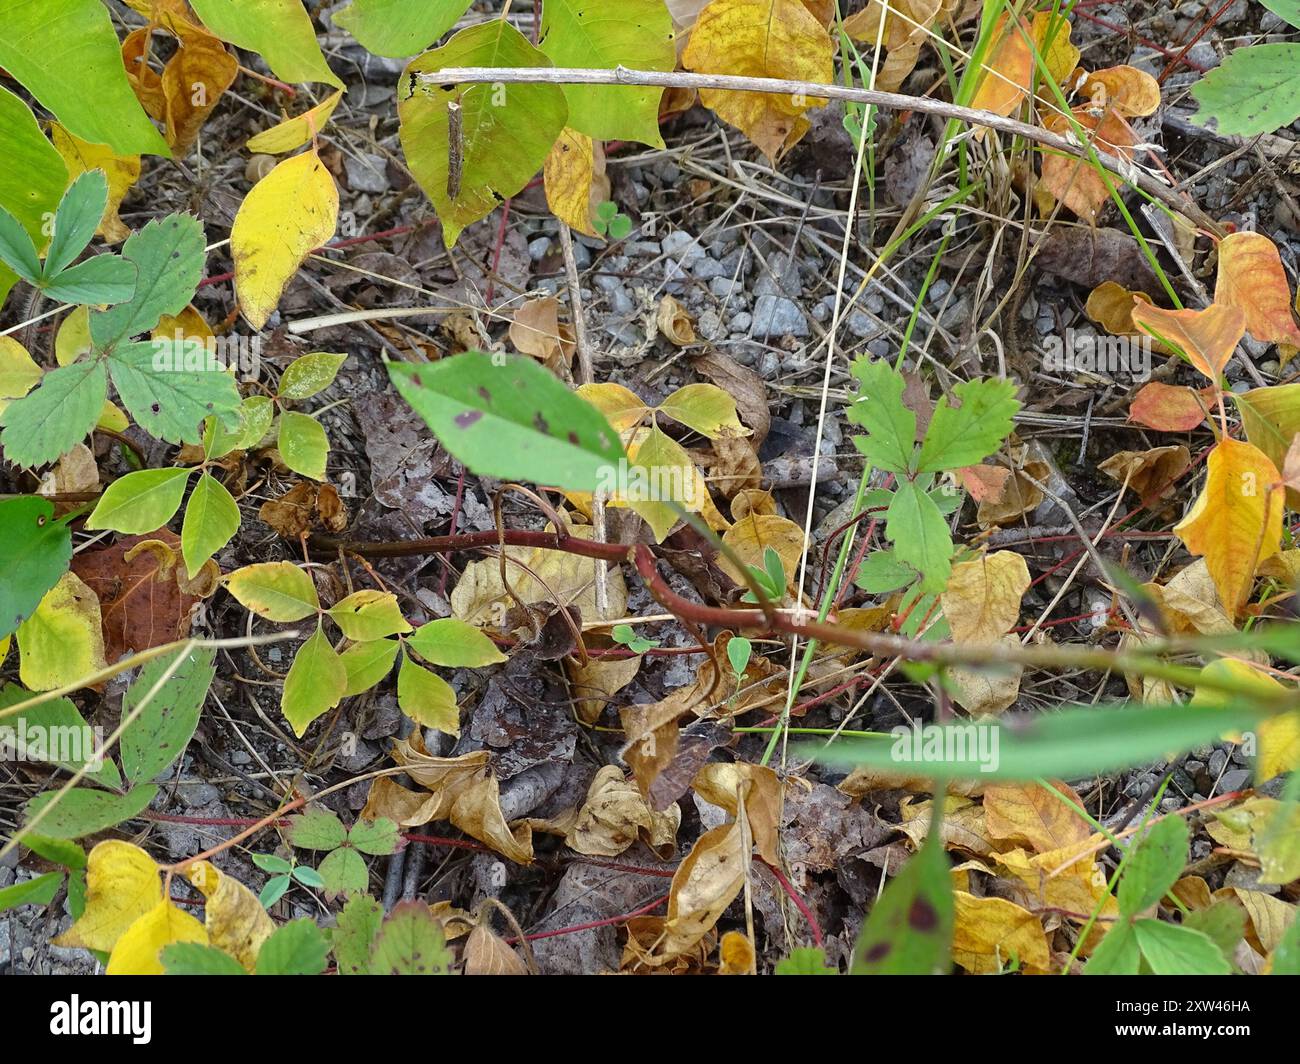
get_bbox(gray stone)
[756,349,781,378]
[661,230,706,262]
[710,275,742,300]
[528,236,552,260]
[1218,768,1252,793]
[751,294,809,338]
[344,152,390,194]
[729,311,752,333]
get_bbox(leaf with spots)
[1191,43,1300,137]
[0,496,73,640]
[108,339,241,445]
[388,351,625,493]
[119,645,216,785]
[368,900,453,974]
[851,831,953,974]
[277,411,330,481]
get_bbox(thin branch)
[415,65,1222,235]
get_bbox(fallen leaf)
[952,890,1051,973]
[1080,64,1161,117]
[49,124,141,243]
[1085,280,1154,336]
[1131,301,1246,381]
[692,762,782,865]
[185,859,276,971]
[53,840,159,953]
[941,550,1030,644]
[1129,382,1217,432]
[1214,231,1300,349]
[657,819,751,963]
[16,571,108,690]
[509,296,574,370]
[565,765,680,858]
[656,295,697,346]
[1099,444,1191,503]
[107,900,207,974]
[716,514,806,592]
[543,128,608,238]
[983,781,1091,854]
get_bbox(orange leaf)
[1214,231,1300,350]
[1079,64,1161,117]
[1128,382,1217,432]
[1039,106,1137,222]
[1085,280,1153,336]
[1130,302,1245,381]
[1174,437,1283,617]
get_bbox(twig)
[415,65,1222,234]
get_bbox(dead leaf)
[565,765,680,858]
[1214,231,1300,349]
[952,891,1051,973]
[983,781,1091,854]
[692,762,782,865]
[656,295,697,345]
[1129,382,1217,432]
[1099,444,1191,503]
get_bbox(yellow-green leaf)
[180,472,241,578]
[223,561,319,621]
[278,352,347,400]
[341,638,399,696]
[282,625,347,736]
[246,90,344,153]
[86,467,191,535]
[406,617,506,668]
[657,383,750,440]
[327,590,412,641]
[16,572,107,690]
[277,411,329,480]
[396,651,460,735]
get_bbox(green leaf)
[20,834,86,869]
[334,893,384,975]
[341,638,400,696]
[406,617,506,668]
[809,701,1266,781]
[44,170,108,278]
[259,875,291,907]
[0,358,107,467]
[1191,43,1300,137]
[277,352,347,400]
[318,846,368,896]
[292,865,325,888]
[1262,0,1300,27]
[119,645,217,785]
[277,411,329,480]
[108,340,242,445]
[0,0,169,156]
[1083,921,1141,974]
[1118,816,1189,917]
[189,0,341,87]
[885,479,952,593]
[396,652,460,735]
[286,808,349,851]
[161,942,247,975]
[1134,919,1233,975]
[1273,911,1300,974]
[851,832,953,974]
[0,85,68,275]
[847,357,916,473]
[335,0,473,57]
[1183,900,1246,963]
[0,871,62,914]
[916,377,1019,473]
[255,918,330,975]
[252,852,293,874]
[538,0,675,146]
[40,255,138,306]
[234,395,276,451]
[774,946,837,975]
[282,625,348,737]
[855,549,918,594]
[0,203,42,284]
[399,22,568,246]
[180,473,241,577]
[326,590,411,642]
[0,497,72,638]
[86,467,191,535]
[727,636,753,678]
[90,214,207,351]
[368,899,452,974]
[0,682,121,789]
[22,784,158,840]
[388,352,625,493]
[348,818,402,856]
[224,561,320,621]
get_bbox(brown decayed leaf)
[1099,444,1191,503]
[941,550,1030,644]
[656,295,697,346]
[1174,437,1283,617]
[1214,231,1300,349]
[465,922,529,975]
[681,0,834,161]
[983,781,1091,853]
[707,436,763,498]
[260,480,348,539]
[842,0,946,94]
[898,796,995,857]
[1080,64,1161,117]
[692,350,770,446]
[691,762,782,865]
[1085,280,1153,336]
[619,681,702,803]
[948,635,1024,717]
[161,29,238,153]
[566,651,642,725]
[955,464,1011,504]
[1130,301,1246,381]
[565,765,680,858]
[1039,106,1138,222]
[123,27,166,117]
[509,296,575,371]
[71,531,204,662]
[976,460,1049,526]
[657,818,752,963]
[716,513,806,592]
[1129,382,1217,432]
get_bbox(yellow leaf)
[1085,280,1153,336]
[1192,659,1300,783]
[565,765,680,857]
[246,90,344,153]
[566,650,643,725]
[655,295,697,347]
[952,891,1051,973]
[16,571,107,691]
[1131,301,1246,381]
[107,900,208,974]
[53,841,160,953]
[1174,437,1282,616]
[49,124,140,243]
[948,635,1024,717]
[542,128,608,238]
[692,762,782,865]
[682,0,833,161]
[55,306,93,366]
[716,513,805,591]
[396,653,461,737]
[464,922,529,975]
[1215,231,1300,349]
[1080,64,1161,117]
[622,424,717,542]
[0,337,43,398]
[969,12,1076,122]
[231,149,338,329]
[842,0,947,94]
[660,820,751,962]
[658,382,750,439]
[983,781,1091,854]
[941,550,1029,643]
[574,382,649,433]
[718,930,756,974]
[185,860,276,970]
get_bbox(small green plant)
[591,199,632,240]
[253,851,325,907]
[0,170,135,305]
[612,622,659,653]
[282,808,402,898]
[740,547,786,604]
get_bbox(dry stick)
[557,220,609,617]
[417,66,1222,235]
